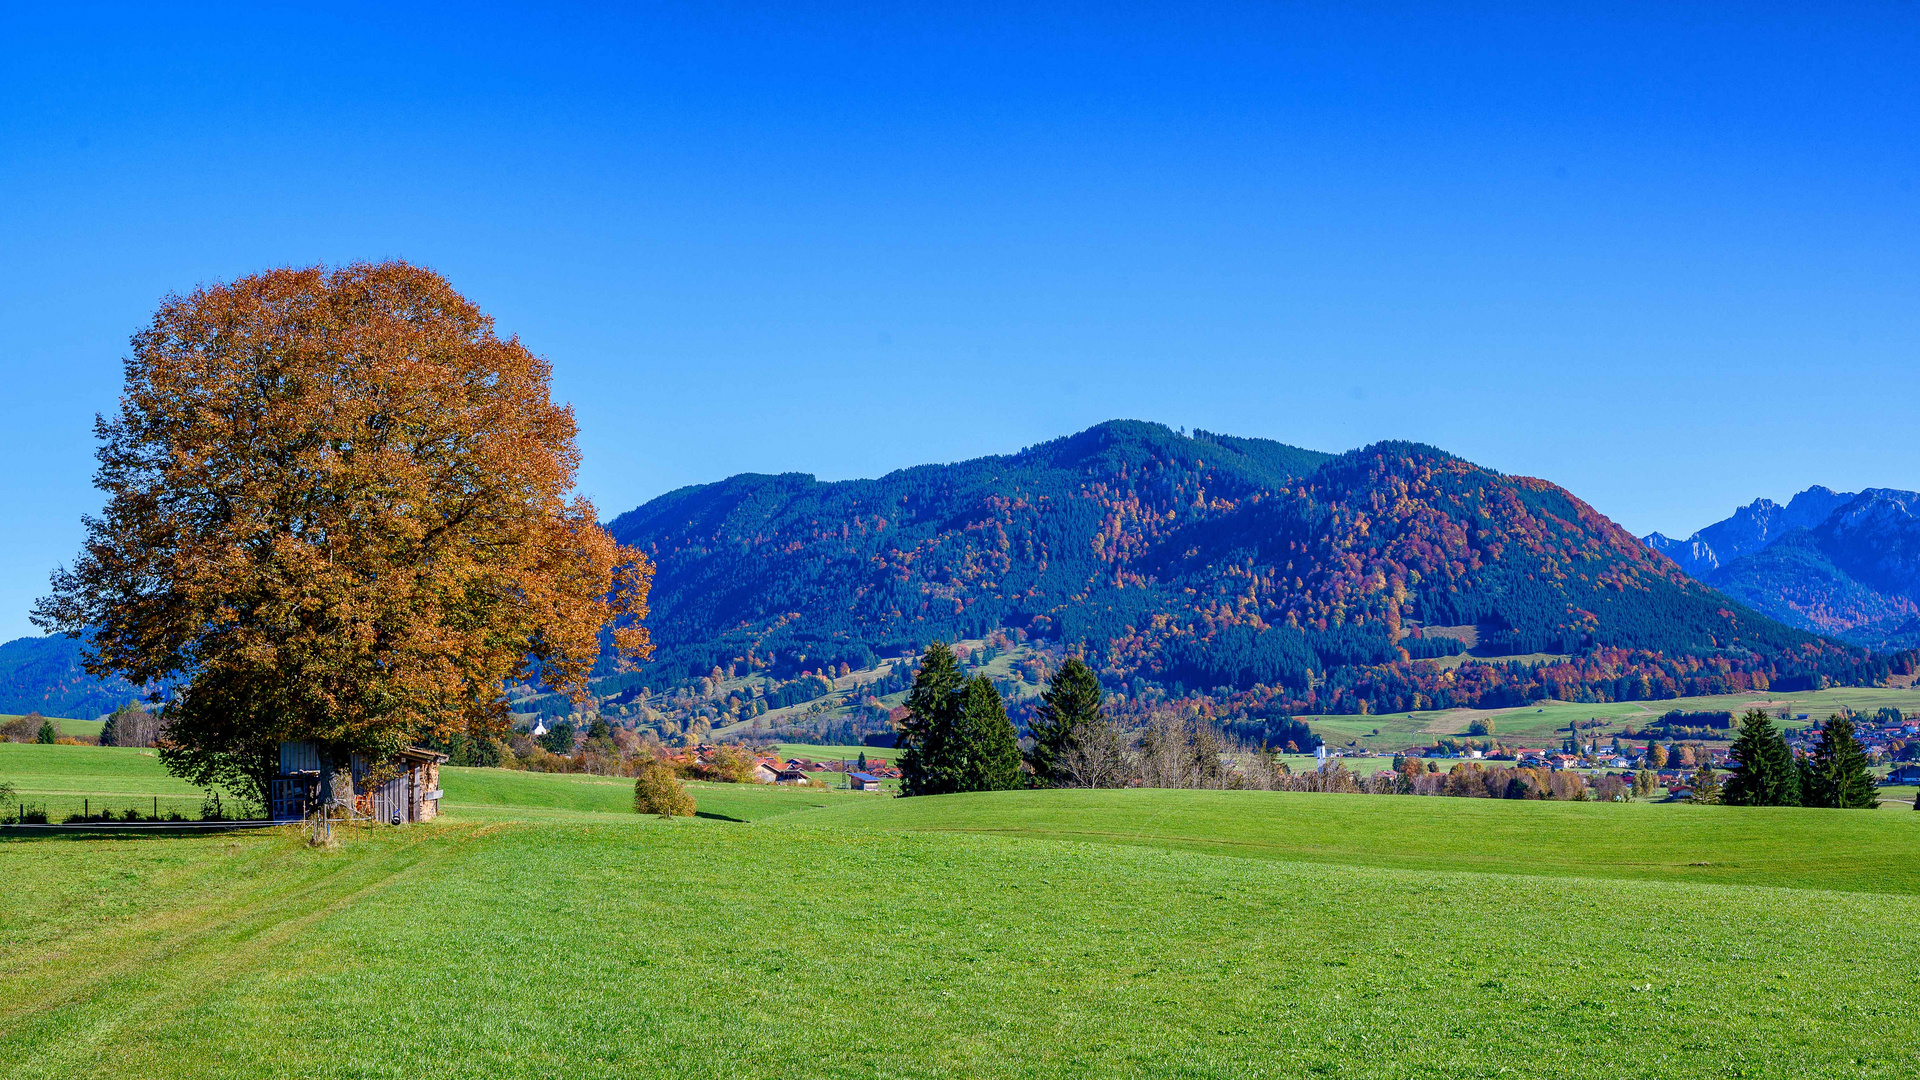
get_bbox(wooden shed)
[272,742,448,824]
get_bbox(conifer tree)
[1723,709,1799,806]
[950,675,1023,792]
[1805,714,1879,810]
[898,642,964,797]
[1027,656,1105,786]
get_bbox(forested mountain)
[1644,487,1920,649]
[608,421,1896,720]
[0,634,144,719]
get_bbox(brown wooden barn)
[271,742,448,823]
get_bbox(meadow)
[4,743,1919,1078]
[1300,685,1920,751]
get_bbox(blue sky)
[3,3,1917,640]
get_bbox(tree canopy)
[34,263,650,802]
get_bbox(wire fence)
[3,791,253,825]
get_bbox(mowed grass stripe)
[1,826,477,1070]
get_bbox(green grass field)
[1303,685,1920,751]
[6,743,1920,1078]
[771,742,886,762]
[1,743,208,819]
[1,714,102,738]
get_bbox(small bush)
[4,803,49,824]
[634,761,696,819]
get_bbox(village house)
[753,758,812,784]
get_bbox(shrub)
[1,713,43,742]
[634,761,696,819]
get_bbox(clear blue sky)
[3,3,1917,641]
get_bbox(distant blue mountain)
[1645,487,1920,649]
[1643,486,1854,577]
[0,634,143,719]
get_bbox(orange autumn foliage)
[35,262,650,798]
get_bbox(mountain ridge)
[1645,486,1920,649]
[605,420,1889,722]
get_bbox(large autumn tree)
[33,263,651,805]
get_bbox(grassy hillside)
[6,744,1920,1077]
[1299,685,1920,752]
[1,715,102,737]
[0,743,205,819]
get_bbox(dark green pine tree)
[1805,714,1880,810]
[1723,709,1800,807]
[1027,656,1105,786]
[948,675,1023,792]
[898,642,965,797]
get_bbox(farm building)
[271,742,448,824]
[849,771,885,791]
[745,756,814,785]
[1884,764,1920,785]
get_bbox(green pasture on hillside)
[2,715,102,739]
[772,742,883,763]
[5,742,1920,1078]
[1302,685,1920,752]
[0,743,206,819]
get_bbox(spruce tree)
[898,642,965,797]
[1806,714,1880,810]
[1027,656,1104,786]
[1724,709,1798,806]
[950,675,1023,792]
